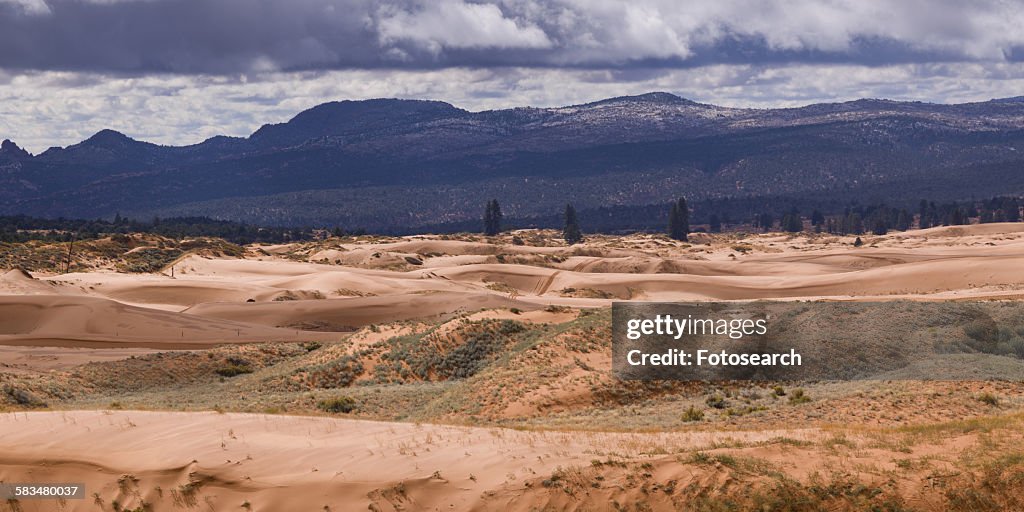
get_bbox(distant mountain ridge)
[3,92,1024,231]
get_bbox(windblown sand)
[3,224,1024,510]
[4,223,1024,350]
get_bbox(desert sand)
[1,410,1021,511]
[0,410,820,511]
[3,224,1024,510]
[4,223,1024,349]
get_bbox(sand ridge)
[0,224,1022,347]
[0,410,817,511]
[0,410,1019,511]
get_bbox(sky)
[3,0,1024,152]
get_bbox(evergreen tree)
[563,204,583,245]
[918,200,931,229]
[782,212,802,233]
[708,214,722,233]
[848,213,864,235]
[872,217,888,235]
[483,199,502,236]
[667,197,690,241]
[896,209,911,231]
[951,208,964,226]
[1004,198,1021,222]
[810,210,825,226]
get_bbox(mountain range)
[3,92,1024,231]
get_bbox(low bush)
[681,405,704,422]
[317,396,358,414]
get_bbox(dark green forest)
[1,194,1020,244]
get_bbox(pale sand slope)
[183,292,542,329]
[0,295,337,348]
[2,223,1024,346]
[64,241,1024,304]
[0,269,74,295]
[0,411,815,512]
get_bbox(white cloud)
[3,0,1024,72]
[378,0,553,52]
[0,0,50,15]
[5,0,1024,151]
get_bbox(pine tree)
[848,213,864,235]
[918,200,931,229]
[563,204,583,245]
[810,210,824,226]
[708,214,722,233]
[667,197,689,241]
[1004,198,1020,222]
[782,212,802,233]
[483,199,502,236]
[896,209,911,231]
[951,208,964,226]
[872,217,888,235]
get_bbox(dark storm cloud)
[1,0,1022,74]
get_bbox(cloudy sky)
[3,0,1024,152]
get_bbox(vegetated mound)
[72,343,309,393]
[0,234,244,274]
[236,305,1024,426]
[4,305,1023,434]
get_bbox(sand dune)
[1,409,1015,511]
[0,295,336,348]
[1,224,1023,349]
[184,292,540,330]
[3,226,1024,510]
[0,269,73,295]
[0,410,816,512]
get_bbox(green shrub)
[215,358,253,377]
[964,319,997,342]
[3,385,47,408]
[681,406,704,422]
[705,395,727,409]
[978,392,999,406]
[788,388,811,404]
[317,396,357,414]
[300,354,365,388]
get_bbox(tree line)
[0,215,322,244]
[2,194,1021,247]
[480,195,1024,244]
